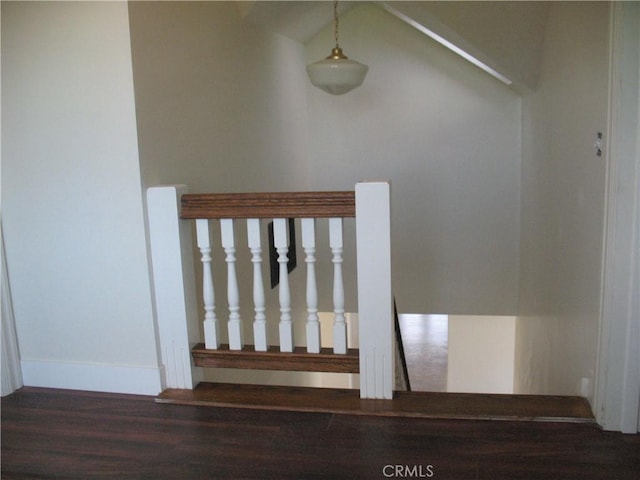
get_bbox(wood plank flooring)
[158,382,595,422]
[399,314,449,392]
[3,387,638,480]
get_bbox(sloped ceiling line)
[239,1,549,92]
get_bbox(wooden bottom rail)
[191,343,359,373]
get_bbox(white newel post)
[146,185,202,390]
[274,218,293,352]
[355,181,394,399]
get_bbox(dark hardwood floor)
[2,388,638,479]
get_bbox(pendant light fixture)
[306,0,368,95]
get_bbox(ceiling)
[239,1,356,44]
[239,1,551,91]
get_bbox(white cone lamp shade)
[307,47,369,95]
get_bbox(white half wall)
[2,2,162,394]
[447,315,516,394]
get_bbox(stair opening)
[397,313,519,395]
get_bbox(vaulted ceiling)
[239,1,550,91]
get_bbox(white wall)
[305,4,522,315]
[515,2,610,402]
[447,315,516,394]
[128,1,311,194]
[1,2,162,394]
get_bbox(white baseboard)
[20,359,165,396]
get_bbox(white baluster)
[274,218,293,352]
[247,218,267,352]
[330,217,347,354]
[302,218,320,353]
[221,219,243,350]
[196,219,220,349]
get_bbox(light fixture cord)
[333,0,339,48]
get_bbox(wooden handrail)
[181,191,356,219]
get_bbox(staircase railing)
[146,182,394,399]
